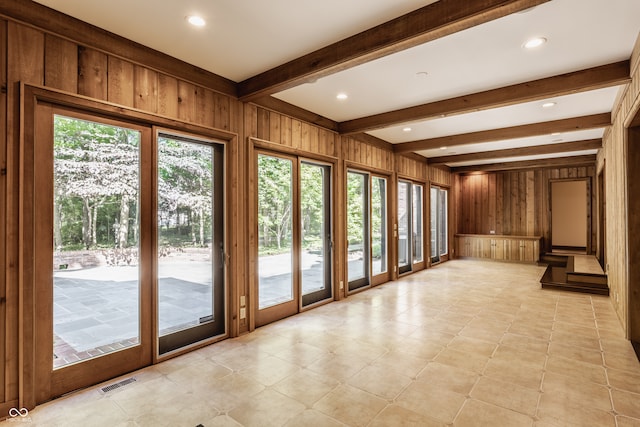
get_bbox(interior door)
[398,180,412,274]
[156,132,226,356]
[34,106,152,403]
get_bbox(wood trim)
[452,154,596,173]
[346,133,394,152]
[0,17,6,407]
[237,0,550,100]
[251,97,338,132]
[0,0,237,97]
[428,139,602,165]
[631,32,640,78]
[340,62,629,134]
[394,114,611,153]
[398,152,429,164]
[250,137,339,161]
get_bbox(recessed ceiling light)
[551,132,561,136]
[552,139,564,143]
[336,93,348,100]
[403,127,412,132]
[187,15,206,27]
[415,72,428,79]
[440,146,448,150]
[542,102,556,108]
[523,37,547,49]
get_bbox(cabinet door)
[520,240,537,262]
[492,239,507,260]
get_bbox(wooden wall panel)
[396,154,427,181]
[341,136,393,171]
[44,35,77,92]
[133,65,158,113]
[157,74,179,118]
[249,105,340,159]
[107,56,134,107]
[0,18,6,407]
[78,47,107,100]
[6,20,45,409]
[456,167,596,253]
[429,165,452,186]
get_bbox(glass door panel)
[372,177,387,276]
[301,162,332,307]
[257,154,297,315]
[398,181,411,274]
[412,184,424,264]
[430,186,449,264]
[157,134,225,355]
[430,187,439,263]
[347,171,369,291]
[53,115,141,368]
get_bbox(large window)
[430,186,448,264]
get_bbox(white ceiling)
[33,0,640,169]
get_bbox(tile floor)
[3,260,640,426]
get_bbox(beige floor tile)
[372,350,430,378]
[272,369,339,407]
[545,354,607,384]
[542,372,611,412]
[434,347,490,373]
[616,416,640,427]
[238,355,300,386]
[416,361,479,395]
[492,344,547,368]
[332,339,388,362]
[369,405,446,427]
[347,364,413,400]
[406,328,455,347]
[283,409,346,427]
[204,414,244,427]
[313,384,387,427]
[483,357,544,390]
[612,389,640,420]
[600,337,638,356]
[471,376,540,416]
[501,333,550,354]
[274,342,330,367]
[550,330,601,351]
[393,336,444,359]
[553,321,599,339]
[607,367,640,394]
[604,351,640,373]
[306,353,369,381]
[455,399,534,427]
[229,389,305,427]
[547,342,603,366]
[537,393,616,427]
[457,324,506,343]
[395,381,466,423]
[447,335,498,357]
[508,322,553,341]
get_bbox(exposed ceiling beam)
[452,154,597,173]
[394,113,611,153]
[340,61,630,134]
[252,97,339,131]
[237,0,550,101]
[427,139,602,165]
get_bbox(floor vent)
[100,377,137,394]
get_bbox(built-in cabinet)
[455,234,541,263]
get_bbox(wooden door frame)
[19,84,237,408]
[428,183,451,267]
[548,177,592,253]
[627,123,640,358]
[397,175,428,276]
[597,163,606,270]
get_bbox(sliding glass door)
[157,134,225,355]
[256,153,333,326]
[430,186,449,264]
[347,170,389,291]
[398,180,425,274]
[33,104,228,402]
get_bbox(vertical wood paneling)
[269,111,281,144]
[78,47,107,100]
[107,56,134,107]
[177,80,197,123]
[133,65,158,113]
[0,18,7,406]
[44,35,77,92]
[157,73,178,118]
[456,166,597,253]
[214,93,230,130]
[195,87,214,127]
[6,20,45,408]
